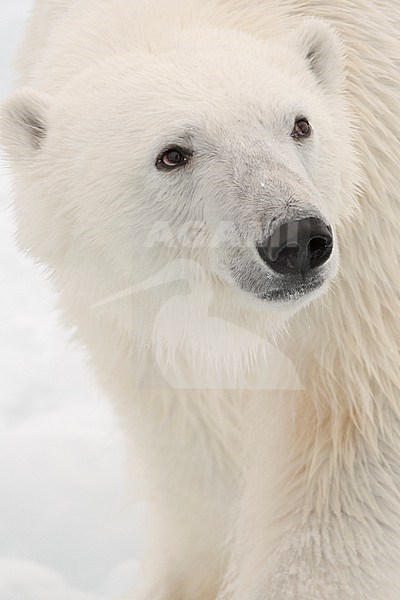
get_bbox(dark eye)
[292,117,311,139]
[156,146,191,170]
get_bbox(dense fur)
[1,1,400,598]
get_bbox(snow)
[0,2,143,598]
[0,560,102,600]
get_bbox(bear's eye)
[292,118,311,140]
[156,146,192,170]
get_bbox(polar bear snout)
[257,218,333,276]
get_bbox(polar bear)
[1,0,400,598]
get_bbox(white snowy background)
[0,2,144,598]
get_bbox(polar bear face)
[1,19,357,324]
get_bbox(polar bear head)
[1,18,358,339]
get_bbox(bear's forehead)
[55,67,319,152]
[51,33,324,146]
[57,66,318,142]
[155,49,297,93]
[68,54,315,116]
[63,26,310,98]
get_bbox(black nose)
[257,217,333,275]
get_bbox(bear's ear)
[291,18,345,94]
[0,89,50,161]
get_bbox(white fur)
[1,0,400,598]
